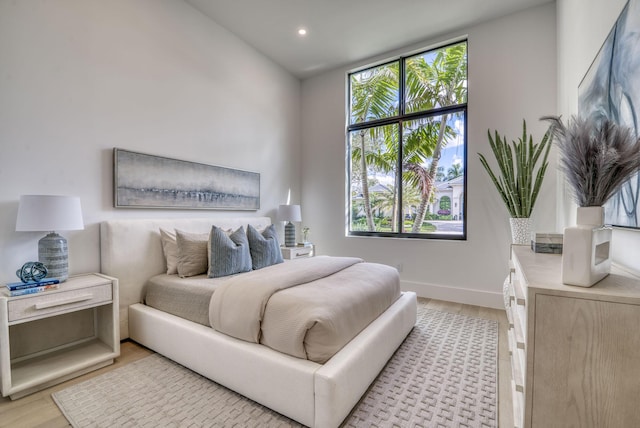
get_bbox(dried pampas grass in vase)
[543,115,640,287]
[544,116,640,208]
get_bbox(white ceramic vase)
[561,206,612,287]
[509,217,531,245]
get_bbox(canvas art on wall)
[578,0,640,229]
[114,149,260,210]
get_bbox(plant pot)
[561,206,612,287]
[509,217,531,245]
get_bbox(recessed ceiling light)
[297,28,307,36]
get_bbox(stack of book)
[530,232,563,254]
[5,278,60,297]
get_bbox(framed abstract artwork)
[114,148,260,210]
[578,0,640,229]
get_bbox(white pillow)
[175,229,210,278]
[159,228,178,275]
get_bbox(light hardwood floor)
[0,298,511,428]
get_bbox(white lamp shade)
[16,195,84,232]
[277,204,301,222]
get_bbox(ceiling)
[185,0,553,79]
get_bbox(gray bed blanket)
[209,256,400,363]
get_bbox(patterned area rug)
[53,307,497,428]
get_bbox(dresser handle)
[34,294,94,310]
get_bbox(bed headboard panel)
[100,217,272,339]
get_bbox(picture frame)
[114,148,260,210]
[578,0,640,229]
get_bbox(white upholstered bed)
[100,217,417,428]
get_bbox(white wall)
[0,0,301,282]
[301,4,557,308]
[557,0,640,275]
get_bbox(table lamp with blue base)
[277,204,301,248]
[16,195,84,282]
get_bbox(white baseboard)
[401,280,504,310]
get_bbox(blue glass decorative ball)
[16,262,48,283]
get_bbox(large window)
[347,40,467,239]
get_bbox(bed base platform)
[129,291,416,428]
[100,217,417,427]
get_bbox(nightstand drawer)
[281,246,313,259]
[8,284,112,323]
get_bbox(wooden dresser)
[506,245,640,428]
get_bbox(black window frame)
[347,40,468,240]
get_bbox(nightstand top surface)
[2,273,115,300]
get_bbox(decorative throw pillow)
[208,226,252,278]
[247,224,283,270]
[159,228,179,275]
[175,230,210,278]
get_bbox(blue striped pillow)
[247,224,284,270]
[208,226,252,278]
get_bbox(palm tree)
[404,43,467,232]
[447,163,463,180]
[350,125,398,231]
[350,64,398,231]
[401,120,441,230]
[370,183,396,228]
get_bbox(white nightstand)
[281,244,314,260]
[0,273,120,399]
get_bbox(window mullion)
[397,121,403,234]
[397,60,405,234]
[347,104,466,133]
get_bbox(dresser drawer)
[8,284,112,322]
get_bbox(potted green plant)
[543,116,640,286]
[478,120,552,244]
